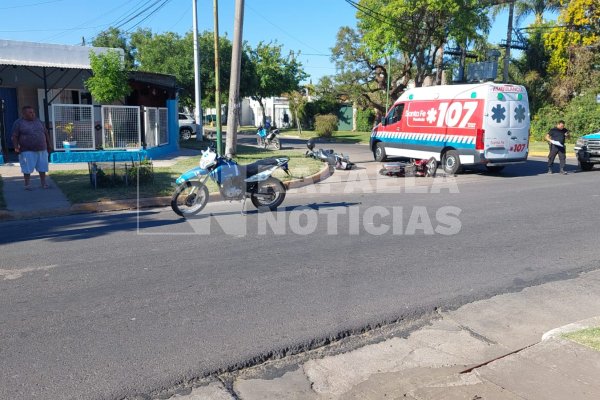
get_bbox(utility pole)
[503,0,514,83]
[225,0,244,156]
[213,0,223,155]
[192,0,204,141]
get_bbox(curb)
[541,316,600,341]
[0,163,330,220]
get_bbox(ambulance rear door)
[483,88,530,163]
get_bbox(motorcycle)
[378,157,438,178]
[256,126,281,149]
[171,146,290,217]
[305,138,355,170]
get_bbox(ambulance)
[370,83,530,174]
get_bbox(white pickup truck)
[574,131,600,171]
[178,113,201,141]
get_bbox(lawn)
[563,327,600,351]
[50,143,323,204]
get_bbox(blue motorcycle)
[171,147,290,217]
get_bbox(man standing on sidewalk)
[545,120,570,175]
[11,105,53,190]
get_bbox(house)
[0,39,179,164]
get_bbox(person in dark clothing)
[545,120,570,175]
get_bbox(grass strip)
[563,327,600,351]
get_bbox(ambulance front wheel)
[443,150,462,175]
[374,142,387,162]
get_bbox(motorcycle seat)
[242,158,280,177]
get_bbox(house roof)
[0,39,123,69]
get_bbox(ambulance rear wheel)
[443,150,462,175]
[374,142,387,162]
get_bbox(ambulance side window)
[386,104,404,125]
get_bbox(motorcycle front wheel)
[171,181,209,217]
[250,177,286,210]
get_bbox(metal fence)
[52,104,167,151]
[102,105,141,150]
[51,104,95,150]
[143,107,169,148]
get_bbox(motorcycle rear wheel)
[250,178,286,210]
[171,181,209,217]
[273,138,281,150]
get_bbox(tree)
[85,50,131,104]
[85,50,131,147]
[330,26,397,116]
[247,41,308,125]
[129,29,255,111]
[357,0,490,87]
[545,0,600,75]
[92,27,135,70]
[286,90,308,133]
[513,0,561,25]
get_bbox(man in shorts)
[11,106,53,190]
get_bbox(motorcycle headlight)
[576,138,588,147]
[199,151,217,169]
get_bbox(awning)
[0,39,123,69]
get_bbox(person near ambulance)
[545,120,570,175]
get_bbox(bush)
[314,114,338,138]
[531,92,600,142]
[356,108,375,132]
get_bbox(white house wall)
[245,96,290,128]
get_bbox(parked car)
[178,113,201,140]
[574,131,600,171]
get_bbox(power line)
[246,3,328,56]
[0,0,65,10]
[124,0,173,33]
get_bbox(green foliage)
[358,0,489,86]
[249,41,308,124]
[304,100,338,129]
[356,108,375,132]
[530,92,600,141]
[126,159,154,185]
[91,27,135,70]
[314,114,338,138]
[545,0,600,76]
[85,50,131,104]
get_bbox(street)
[1,143,600,399]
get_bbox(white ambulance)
[370,82,530,174]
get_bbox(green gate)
[336,104,353,131]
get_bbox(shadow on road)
[0,210,184,244]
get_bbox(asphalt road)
[1,141,600,400]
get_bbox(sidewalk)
[170,270,600,400]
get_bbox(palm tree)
[491,0,562,27]
[514,0,561,26]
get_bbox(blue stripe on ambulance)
[372,132,475,150]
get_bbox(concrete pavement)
[168,270,600,400]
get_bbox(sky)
[0,0,544,83]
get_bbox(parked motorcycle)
[171,146,290,217]
[305,138,355,170]
[256,126,281,149]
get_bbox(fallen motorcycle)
[379,157,438,178]
[305,138,355,170]
[171,146,289,217]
